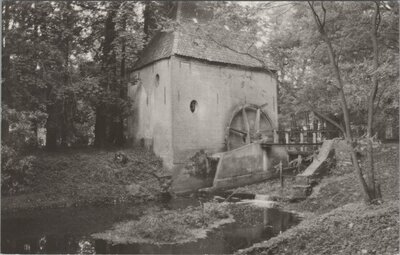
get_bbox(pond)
[1,196,300,254]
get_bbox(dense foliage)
[261,2,399,133]
[1,1,172,194]
[2,2,148,149]
[262,1,398,203]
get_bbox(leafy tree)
[304,1,398,203]
[92,2,147,147]
[261,1,398,203]
[200,1,397,203]
[143,1,175,40]
[88,2,171,147]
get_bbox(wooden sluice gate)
[209,127,337,190]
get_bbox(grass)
[1,147,167,212]
[235,143,399,255]
[238,201,399,255]
[92,202,234,244]
[285,143,399,214]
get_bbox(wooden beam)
[242,107,250,144]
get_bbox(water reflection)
[2,234,97,254]
[78,238,96,254]
[1,200,299,254]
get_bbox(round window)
[190,100,198,113]
[155,74,160,87]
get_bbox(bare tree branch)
[203,30,269,69]
[308,0,379,203]
[375,1,381,30]
[321,1,326,28]
[280,80,346,134]
[373,81,389,115]
[368,1,381,135]
[308,1,324,32]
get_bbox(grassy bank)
[236,143,399,255]
[92,202,233,245]
[1,148,167,212]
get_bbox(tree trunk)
[94,4,118,146]
[365,2,381,200]
[60,50,70,147]
[323,33,373,203]
[60,2,73,148]
[94,105,107,148]
[307,2,377,203]
[143,2,155,41]
[46,104,59,150]
[2,119,10,143]
[115,12,127,146]
[1,2,11,142]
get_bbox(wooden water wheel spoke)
[229,127,248,136]
[259,129,273,133]
[255,108,261,133]
[242,107,251,144]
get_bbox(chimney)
[176,1,182,22]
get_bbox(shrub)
[184,150,210,178]
[1,144,36,195]
[204,202,230,220]
[92,202,233,244]
[135,212,190,242]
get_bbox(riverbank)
[92,202,234,245]
[236,143,399,254]
[2,144,398,254]
[1,148,167,212]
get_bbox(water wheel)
[225,104,274,151]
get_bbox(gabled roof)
[133,32,175,69]
[133,25,275,72]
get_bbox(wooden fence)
[269,128,339,153]
[275,129,338,144]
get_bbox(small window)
[155,74,160,87]
[190,100,198,113]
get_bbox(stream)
[1,196,300,254]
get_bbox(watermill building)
[128,2,278,169]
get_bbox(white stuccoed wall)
[128,59,174,168]
[170,56,278,164]
[128,56,278,170]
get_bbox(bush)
[1,144,36,195]
[1,107,43,195]
[2,106,47,149]
[135,212,190,242]
[184,150,211,178]
[204,202,230,220]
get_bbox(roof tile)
[133,25,275,71]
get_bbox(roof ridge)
[133,24,276,71]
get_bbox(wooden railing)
[275,129,339,144]
[264,129,339,152]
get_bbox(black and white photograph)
[1,1,399,254]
